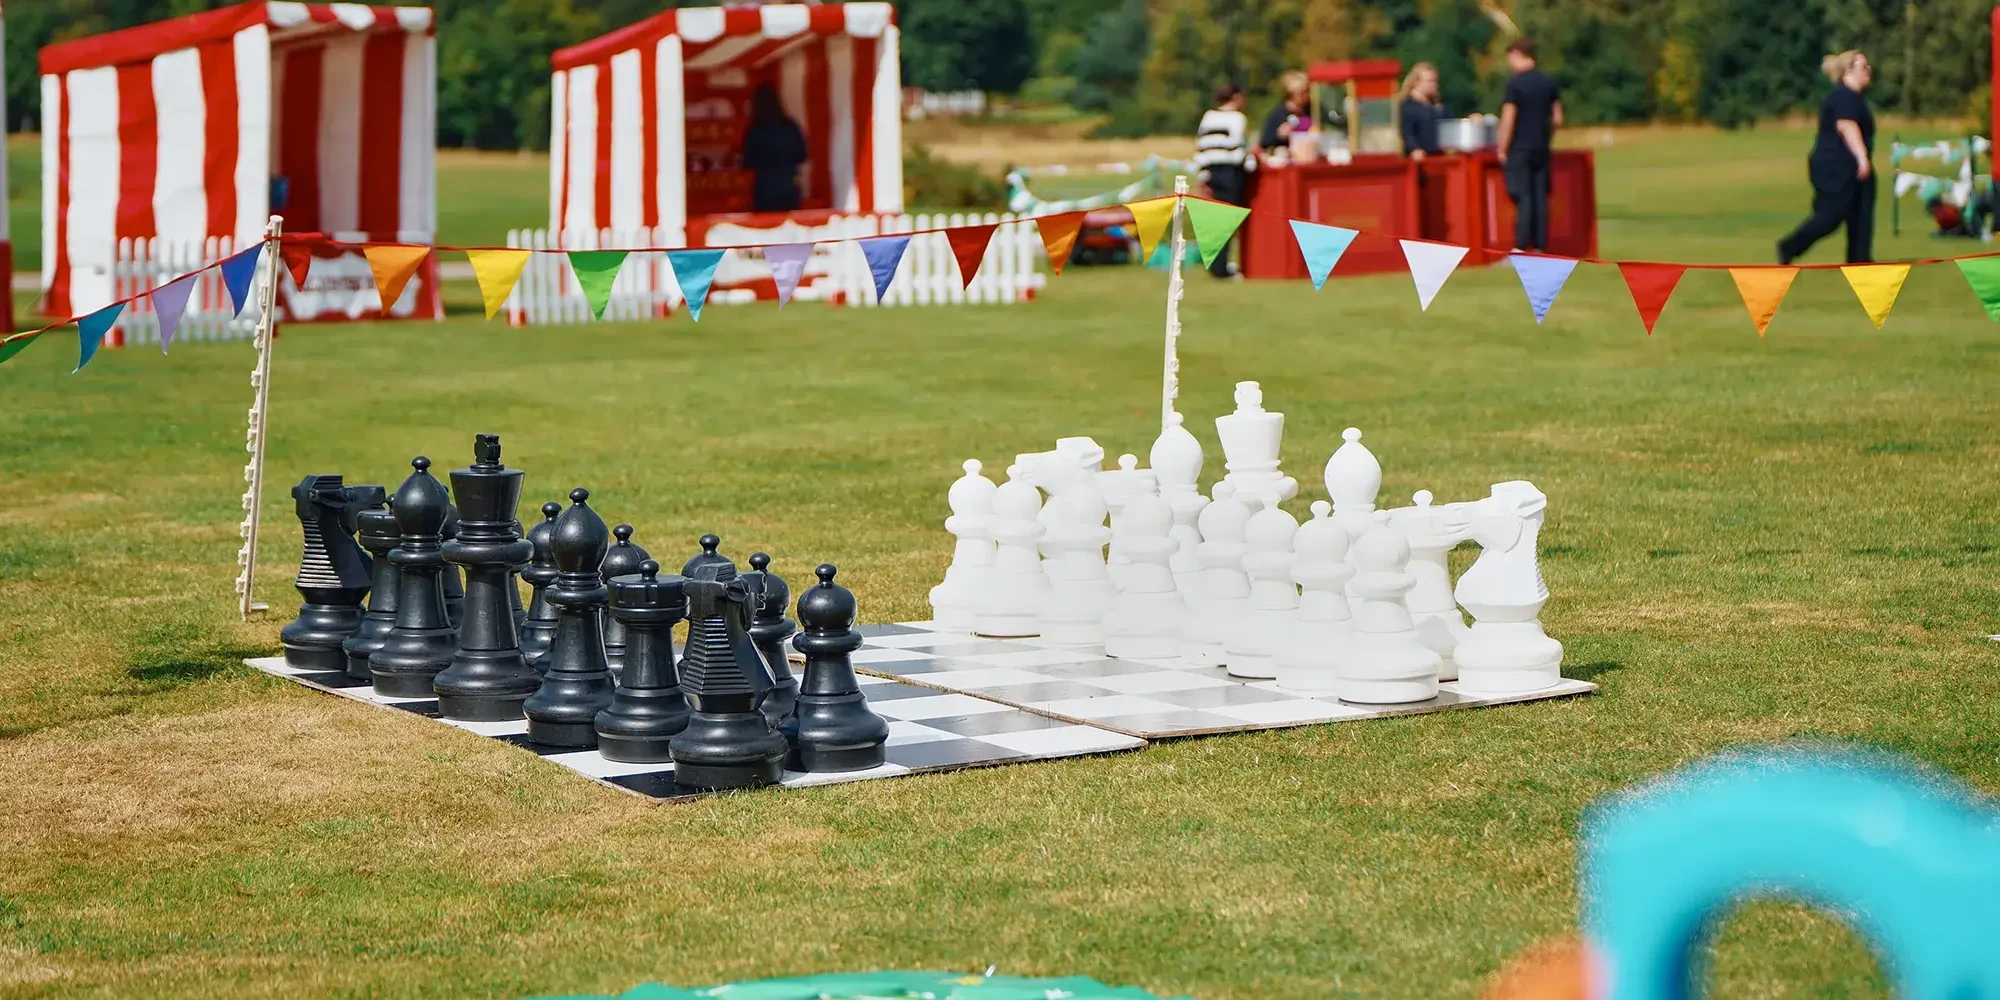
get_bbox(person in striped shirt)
[1195,83,1256,278]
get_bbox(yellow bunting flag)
[1840,264,1911,329]
[1728,267,1798,337]
[1125,197,1179,265]
[363,245,431,312]
[465,249,533,320]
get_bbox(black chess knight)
[783,564,888,772]
[599,524,651,677]
[741,552,800,727]
[433,435,542,721]
[518,501,562,672]
[595,560,692,762]
[281,475,375,671]
[369,458,460,697]
[669,558,788,791]
[522,489,618,747]
[342,487,399,681]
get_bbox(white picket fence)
[109,236,264,346]
[905,90,987,119]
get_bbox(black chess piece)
[369,458,459,696]
[281,474,375,671]
[440,498,466,629]
[682,533,729,578]
[599,524,651,677]
[783,564,889,772]
[519,501,562,672]
[433,435,542,721]
[509,519,529,631]
[522,489,618,747]
[595,560,693,762]
[342,490,399,681]
[742,552,800,728]
[669,558,788,791]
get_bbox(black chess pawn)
[433,435,542,721]
[440,499,466,629]
[682,533,730,578]
[369,458,460,696]
[281,474,375,671]
[669,559,788,791]
[519,502,562,672]
[595,560,693,762]
[742,552,800,728]
[783,564,889,772]
[599,524,651,678]
[343,491,400,681]
[522,489,619,748]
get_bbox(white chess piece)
[1036,460,1116,646]
[1098,453,1158,591]
[1224,497,1299,679]
[928,459,997,634]
[1103,493,1185,660]
[1333,513,1441,705]
[975,465,1048,638]
[1214,381,1299,510]
[1452,481,1564,694]
[1185,482,1251,668]
[1389,489,1473,681]
[1275,501,1355,695]
[1323,427,1382,614]
[1150,412,1210,598]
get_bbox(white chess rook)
[1103,494,1186,660]
[1224,497,1299,679]
[930,459,999,634]
[1332,514,1441,705]
[975,465,1050,638]
[1452,481,1565,695]
[1391,489,1472,682]
[1150,411,1210,598]
[1276,501,1355,695]
[1215,381,1299,511]
[1033,455,1116,646]
[1186,482,1251,667]
[1098,453,1157,591]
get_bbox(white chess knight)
[1185,482,1252,667]
[1275,501,1355,695]
[1103,493,1186,660]
[1323,426,1382,614]
[1215,381,1299,511]
[1332,513,1442,705]
[1020,437,1106,587]
[1224,497,1299,679]
[1098,453,1158,591]
[1388,490,1472,682]
[1030,455,1116,645]
[1452,481,1565,694]
[975,465,1049,639]
[928,459,998,634]
[1150,411,1210,598]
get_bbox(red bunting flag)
[1617,262,1688,335]
[946,223,1000,289]
[280,238,319,290]
[1036,212,1088,276]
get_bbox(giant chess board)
[852,623,1597,739]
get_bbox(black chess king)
[433,434,542,721]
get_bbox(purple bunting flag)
[764,243,815,308]
[857,235,912,303]
[152,273,199,353]
[1508,252,1580,324]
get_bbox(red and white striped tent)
[548,2,903,239]
[40,1,437,319]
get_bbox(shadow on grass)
[1568,661,1622,683]
[0,620,265,739]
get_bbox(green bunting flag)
[0,332,40,367]
[567,250,630,320]
[1185,199,1252,268]
[1957,256,2000,322]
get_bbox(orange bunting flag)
[364,245,432,311]
[1617,262,1687,335]
[946,222,1000,289]
[465,249,532,320]
[1125,197,1179,264]
[1036,211,1088,276]
[1841,264,1912,329]
[1728,267,1798,337]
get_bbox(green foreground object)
[524,971,1194,1000]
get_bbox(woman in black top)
[743,86,808,214]
[1778,51,1876,263]
[1257,71,1312,157]
[1399,62,1448,159]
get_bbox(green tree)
[1699,0,1827,127]
[900,0,1037,94]
[435,0,601,149]
[1066,0,1152,112]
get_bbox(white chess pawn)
[1332,513,1441,705]
[1390,489,1473,681]
[1103,493,1185,660]
[1453,481,1564,694]
[928,459,998,633]
[1224,497,1299,679]
[1214,381,1299,510]
[1098,453,1158,591]
[1036,461,1116,646]
[1151,412,1210,597]
[975,465,1049,638]
[1185,482,1251,667]
[1276,501,1355,695]
[1323,426,1382,614]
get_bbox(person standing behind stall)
[1195,83,1256,278]
[1496,38,1563,251]
[1257,72,1313,159]
[1777,52,1877,264]
[1399,62,1448,159]
[743,86,808,214]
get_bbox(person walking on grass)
[1778,51,1877,264]
[1496,37,1563,252]
[1195,82,1255,278]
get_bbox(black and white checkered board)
[243,656,1145,802]
[851,623,1598,739]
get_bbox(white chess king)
[1452,480,1564,695]
[929,459,998,634]
[1215,381,1298,511]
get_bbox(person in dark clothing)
[1399,62,1448,159]
[1496,37,1563,251]
[1256,71,1312,158]
[1777,51,1876,264]
[743,86,808,214]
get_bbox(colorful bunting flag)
[764,243,815,308]
[280,241,315,290]
[1617,263,1687,335]
[220,244,263,316]
[1185,199,1252,268]
[1035,212,1087,276]
[74,302,124,373]
[151,273,198,353]
[946,223,999,289]
[1508,252,1578,323]
[1399,239,1470,311]
[858,236,912,303]
[566,250,629,320]
[1289,221,1358,290]
[0,332,40,367]
[666,249,727,322]
[1957,256,2000,321]
[1125,197,1179,266]
[1841,264,1911,329]
[364,245,431,312]
[465,249,532,320]
[1728,267,1798,337]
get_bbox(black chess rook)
[522,488,619,748]
[368,457,460,697]
[281,474,375,671]
[668,557,787,791]
[742,552,800,728]
[518,501,562,672]
[784,564,888,772]
[595,559,693,762]
[599,523,651,679]
[342,487,398,681]
[433,434,542,721]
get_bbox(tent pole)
[236,215,285,621]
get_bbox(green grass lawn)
[4,124,1998,1000]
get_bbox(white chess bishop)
[1185,482,1252,667]
[1215,382,1298,511]
[1032,456,1116,646]
[1323,427,1382,614]
[1103,493,1185,660]
[1275,501,1354,695]
[1389,490,1472,681]
[1098,453,1157,591]
[1332,513,1441,705]
[1150,411,1210,598]
[1224,497,1299,679]
[1452,481,1564,694]
[975,465,1049,639]
[928,459,998,634]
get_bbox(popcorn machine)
[1309,59,1404,159]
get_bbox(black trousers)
[1504,149,1551,251]
[1778,168,1875,264]
[1205,165,1247,276]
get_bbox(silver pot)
[1436,117,1496,151]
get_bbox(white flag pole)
[1162,174,1189,430]
[236,215,285,620]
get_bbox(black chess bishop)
[594,560,692,762]
[433,435,542,721]
[518,501,562,672]
[669,557,788,791]
[783,564,888,773]
[522,489,619,747]
[599,524,651,677]
[281,474,376,671]
[741,552,800,727]
[368,457,460,696]
[342,487,399,681]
